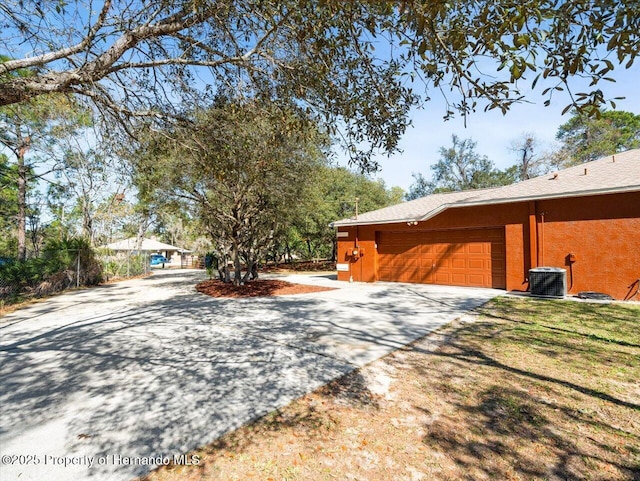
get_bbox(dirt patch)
[0,296,48,318]
[101,272,153,285]
[195,279,335,298]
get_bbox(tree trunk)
[285,241,292,264]
[224,264,231,284]
[27,212,42,257]
[242,259,259,282]
[224,265,231,283]
[219,256,231,283]
[242,261,252,283]
[82,198,93,245]
[16,125,28,262]
[233,249,242,285]
[135,220,146,251]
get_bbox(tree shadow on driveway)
[0,271,498,480]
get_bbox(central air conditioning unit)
[529,267,567,298]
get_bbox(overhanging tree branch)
[2,0,639,171]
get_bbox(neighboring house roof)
[104,237,187,252]
[332,149,640,227]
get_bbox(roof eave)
[331,185,640,228]
[331,203,453,228]
[331,217,419,228]
[454,185,640,208]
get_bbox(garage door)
[377,228,506,288]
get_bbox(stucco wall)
[534,193,640,300]
[336,191,640,300]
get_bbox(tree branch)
[0,0,113,74]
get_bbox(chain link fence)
[99,251,150,281]
[0,249,151,307]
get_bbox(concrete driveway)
[0,269,501,481]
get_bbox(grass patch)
[142,297,640,481]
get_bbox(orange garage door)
[377,228,506,288]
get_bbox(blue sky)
[356,62,640,192]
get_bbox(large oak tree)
[2,1,639,169]
[133,97,326,284]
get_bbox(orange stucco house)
[331,150,640,300]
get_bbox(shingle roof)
[461,148,640,206]
[331,149,640,227]
[331,189,497,227]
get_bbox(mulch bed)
[195,279,335,298]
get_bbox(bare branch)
[0,0,113,74]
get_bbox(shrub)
[98,252,149,280]
[0,237,103,303]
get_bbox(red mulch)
[195,279,335,298]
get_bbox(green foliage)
[50,145,114,244]
[0,153,18,256]
[0,88,94,259]
[0,237,103,303]
[407,135,517,199]
[556,110,640,164]
[0,94,88,155]
[406,172,435,200]
[3,1,639,170]
[133,97,327,283]
[289,166,404,260]
[90,194,138,247]
[99,252,148,281]
[403,0,640,117]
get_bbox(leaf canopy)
[2,1,638,169]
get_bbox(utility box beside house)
[529,267,567,298]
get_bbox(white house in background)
[104,237,190,265]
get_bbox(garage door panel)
[467,274,487,286]
[421,243,435,254]
[451,273,467,284]
[468,258,485,269]
[434,272,451,283]
[378,228,506,288]
[451,258,466,269]
[403,260,419,283]
[467,243,485,254]
[434,243,449,254]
